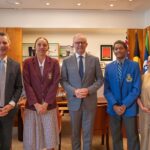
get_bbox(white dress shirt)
[0,56,15,107]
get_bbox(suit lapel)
[82,53,90,82]
[5,58,11,91]
[72,54,81,82]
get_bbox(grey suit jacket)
[5,57,22,117]
[61,53,103,111]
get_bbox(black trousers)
[110,115,140,150]
[18,108,23,141]
[0,115,14,150]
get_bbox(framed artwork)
[47,43,59,58]
[100,45,113,61]
[59,45,74,58]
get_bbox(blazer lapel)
[113,61,120,87]
[43,56,52,80]
[121,59,129,84]
[33,57,43,80]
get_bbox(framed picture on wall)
[47,43,59,59]
[100,45,113,61]
[59,45,74,58]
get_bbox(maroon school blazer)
[23,56,60,111]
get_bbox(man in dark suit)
[61,33,103,150]
[104,40,141,150]
[0,32,22,150]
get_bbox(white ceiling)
[0,0,150,12]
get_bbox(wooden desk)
[57,96,107,107]
[57,100,68,113]
[93,104,109,150]
[57,97,107,115]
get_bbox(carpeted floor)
[12,113,127,150]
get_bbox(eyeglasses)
[74,41,87,45]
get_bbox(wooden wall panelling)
[127,29,144,68]
[6,28,22,65]
[0,28,6,32]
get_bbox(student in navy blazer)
[104,40,141,150]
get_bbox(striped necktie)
[118,62,122,83]
[0,60,6,107]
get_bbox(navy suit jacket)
[104,59,141,116]
[4,57,22,117]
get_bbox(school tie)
[117,62,122,83]
[0,60,6,107]
[79,56,84,80]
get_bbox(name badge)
[126,74,132,82]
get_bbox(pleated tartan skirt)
[23,108,59,150]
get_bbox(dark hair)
[0,32,10,43]
[113,40,127,50]
[0,32,6,36]
[34,37,49,49]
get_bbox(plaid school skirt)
[23,108,59,150]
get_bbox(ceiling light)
[77,3,81,6]
[110,4,114,7]
[129,0,133,1]
[46,2,50,6]
[6,0,22,6]
[14,1,20,5]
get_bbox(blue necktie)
[0,60,5,107]
[79,56,84,80]
[118,62,122,83]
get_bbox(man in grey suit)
[61,33,103,150]
[0,32,22,150]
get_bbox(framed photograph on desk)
[100,45,113,61]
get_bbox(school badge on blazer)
[48,72,52,80]
[126,74,132,82]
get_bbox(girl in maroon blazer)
[23,37,60,150]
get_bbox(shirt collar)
[37,58,45,67]
[0,56,7,63]
[116,58,125,64]
[75,52,86,59]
